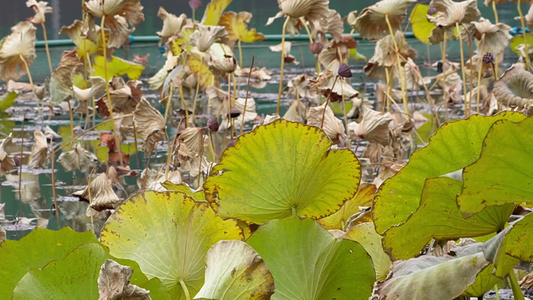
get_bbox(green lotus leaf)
[92,55,145,80]
[204,120,361,224]
[410,4,436,45]
[463,263,505,297]
[373,112,525,234]
[162,181,206,200]
[383,177,514,260]
[510,33,533,56]
[247,218,375,300]
[376,252,490,300]
[318,183,376,231]
[194,240,275,300]
[12,243,149,300]
[458,117,533,216]
[342,222,391,281]
[0,227,98,299]
[483,213,533,277]
[101,191,244,299]
[0,91,17,111]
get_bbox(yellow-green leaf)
[410,4,436,45]
[101,191,243,299]
[92,55,145,80]
[219,11,265,43]
[202,0,232,25]
[0,91,17,111]
[204,119,361,224]
[188,55,214,88]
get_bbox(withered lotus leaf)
[133,98,166,154]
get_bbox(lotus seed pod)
[207,116,219,132]
[338,63,352,78]
[229,108,241,118]
[308,42,323,55]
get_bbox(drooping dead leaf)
[138,168,182,191]
[493,65,533,109]
[97,259,150,300]
[98,77,142,114]
[353,0,416,39]
[84,0,145,48]
[173,127,209,178]
[49,49,84,104]
[269,0,329,25]
[26,0,53,25]
[28,130,48,169]
[0,134,15,174]
[0,21,37,82]
[74,172,120,211]
[310,62,359,102]
[307,104,346,144]
[269,41,299,65]
[156,7,189,43]
[190,25,228,52]
[348,109,392,146]
[462,17,511,56]
[235,67,272,81]
[133,98,166,154]
[57,144,98,173]
[59,19,99,58]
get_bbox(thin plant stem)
[385,14,409,116]
[300,17,321,74]
[228,73,235,140]
[456,22,469,117]
[208,131,218,162]
[410,64,442,127]
[340,78,350,147]
[492,1,499,23]
[18,115,25,209]
[277,17,290,115]
[476,35,486,114]
[87,167,97,234]
[518,0,531,69]
[178,86,189,127]
[18,54,37,99]
[495,284,501,300]
[164,85,174,180]
[321,75,338,129]
[442,31,449,121]
[179,279,191,300]
[66,99,75,141]
[464,27,475,114]
[508,270,525,300]
[164,85,174,123]
[100,16,123,166]
[196,128,204,186]
[41,23,53,74]
[238,39,243,73]
[385,67,392,112]
[240,56,255,135]
[131,121,141,169]
[50,139,61,228]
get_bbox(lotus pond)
[1,0,533,299]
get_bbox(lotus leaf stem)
[240,56,255,135]
[508,270,525,300]
[300,17,321,74]
[277,17,290,115]
[238,39,243,73]
[66,99,75,143]
[465,28,475,114]
[50,140,61,228]
[409,63,442,127]
[455,23,469,117]
[87,167,97,235]
[228,73,235,140]
[18,54,38,102]
[164,85,174,180]
[495,284,501,300]
[178,85,189,127]
[385,67,392,112]
[321,75,338,129]
[197,128,205,186]
[192,80,200,117]
[492,1,499,23]
[476,35,486,114]
[385,14,409,116]
[518,0,531,69]
[341,78,349,147]
[442,31,449,121]
[100,16,123,166]
[41,23,53,74]
[18,115,25,217]
[179,278,191,300]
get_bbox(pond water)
[0,1,527,240]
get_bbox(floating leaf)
[373,113,525,234]
[247,218,375,300]
[202,0,232,25]
[318,183,375,230]
[458,117,533,215]
[12,243,148,300]
[410,4,436,45]
[0,227,98,299]
[204,120,361,224]
[383,177,514,260]
[219,11,265,43]
[101,191,243,299]
[0,91,17,111]
[194,240,275,300]
[92,55,145,81]
[342,222,391,281]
